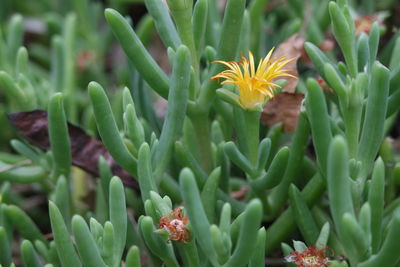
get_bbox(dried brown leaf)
[261,92,304,132]
[8,110,138,189]
[355,13,385,35]
[273,34,304,93]
[300,39,335,63]
[77,51,95,72]
[317,76,333,92]
[230,186,249,201]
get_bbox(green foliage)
[0,0,400,266]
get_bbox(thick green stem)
[191,113,213,173]
[343,108,361,158]
[243,110,260,167]
[63,14,77,123]
[167,0,199,83]
[342,75,365,158]
[172,10,199,81]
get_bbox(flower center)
[303,256,324,265]
[170,219,186,232]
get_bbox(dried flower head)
[355,14,384,35]
[211,49,295,110]
[285,246,330,267]
[317,76,333,92]
[158,208,190,243]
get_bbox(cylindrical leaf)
[48,93,71,178]
[49,202,82,267]
[88,81,138,176]
[72,215,107,267]
[109,176,127,265]
[105,8,169,98]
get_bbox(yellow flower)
[211,49,295,110]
